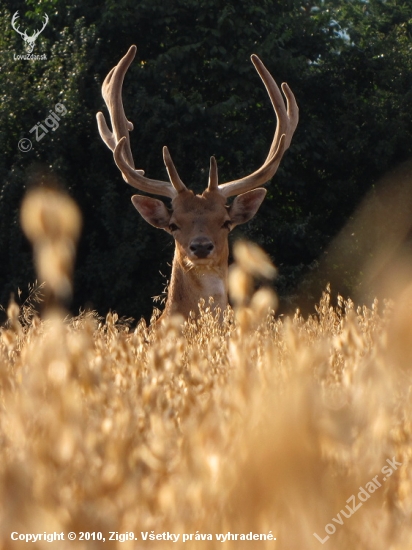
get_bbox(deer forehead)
[171,192,228,222]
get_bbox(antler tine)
[207,156,219,191]
[98,46,136,168]
[163,147,187,194]
[97,45,180,199]
[37,13,49,35]
[33,13,48,35]
[11,12,24,37]
[218,54,299,198]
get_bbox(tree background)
[1,0,412,322]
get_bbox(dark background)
[1,0,412,322]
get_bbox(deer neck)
[163,253,228,318]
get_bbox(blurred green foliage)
[1,0,412,320]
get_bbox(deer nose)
[189,237,214,259]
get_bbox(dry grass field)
[1,187,411,549]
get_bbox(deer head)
[97,46,298,319]
[11,11,49,54]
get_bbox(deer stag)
[97,46,298,319]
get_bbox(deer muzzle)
[189,237,214,259]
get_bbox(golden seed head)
[35,241,74,299]
[20,187,82,303]
[228,265,252,305]
[250,287,278,316]
[21,187,82,244]
[233,240,277,280]
[7,299,20,322]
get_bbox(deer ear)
[228,188,267,227]
[131,195,171,229]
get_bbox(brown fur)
[132,188,266,318]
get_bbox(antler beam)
[217,54,299,198]
[96,45,186,199]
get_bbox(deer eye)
[222,220,232,230]
[169,223,179,232]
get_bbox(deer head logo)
[11,11,49,54]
